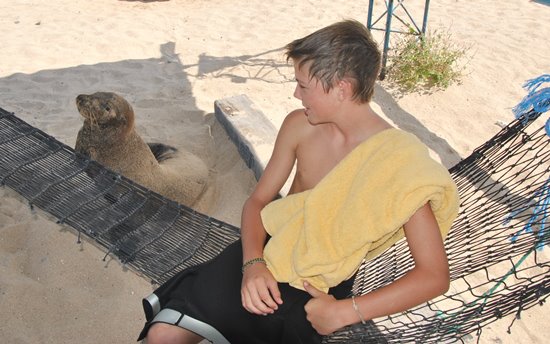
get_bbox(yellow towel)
[261,129,459,292]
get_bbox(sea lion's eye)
[104,106,111,112]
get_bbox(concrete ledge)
[214,94,278,181]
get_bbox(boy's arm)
[240,110,305,315]
[304,203,450,334]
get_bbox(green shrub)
[387,30,470,91]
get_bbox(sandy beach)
[1,0,549,343]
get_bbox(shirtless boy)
[139,19,458,344]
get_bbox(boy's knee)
[146,323,181,344]
[146,322,202,344]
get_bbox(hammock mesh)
[0,106,548,343]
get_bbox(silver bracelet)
[351,295,366,325]
[241,257,266,273]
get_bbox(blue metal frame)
[367,0,431,79]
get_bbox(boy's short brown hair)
[285,20,381,103]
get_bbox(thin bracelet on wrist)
[241,257,266,273]
[351,295,367,325]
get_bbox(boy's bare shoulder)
[284,108,307,122]
[279,109,309,133]
[274,109,313,151]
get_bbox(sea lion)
[75,92,208,208]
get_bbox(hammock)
[0,104,548,343]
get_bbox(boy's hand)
[303,281,343,335]
[241,264,283,315]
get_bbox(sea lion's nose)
[76,95,90,109]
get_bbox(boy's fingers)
[242,290,257,313]
[250,280,280,313]
[267,279,283,305]
[243,283,269,315]
[258,287,277,311]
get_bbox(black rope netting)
[0,107,240,284]
[0,106,548,343]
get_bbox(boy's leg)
[146,322,203,344]
[141,239,355,344]
[162,241,301,343]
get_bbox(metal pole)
[367,0,374,29]
[380,0,395,80]
[422,0,430,34]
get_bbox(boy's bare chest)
[294,140,350,189]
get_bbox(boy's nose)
[293,85,301,100]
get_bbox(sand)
[0,0,548,343]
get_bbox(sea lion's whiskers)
[88,111,99,129]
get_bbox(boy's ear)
[337,79,354,101]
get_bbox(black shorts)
[138,240,354,344]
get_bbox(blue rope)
[523,74,550,94]
[512,74,550,136]
[508,179,550,251]
[508,74,550,250]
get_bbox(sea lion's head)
[76,92,135,138]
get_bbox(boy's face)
[293,61,340,125]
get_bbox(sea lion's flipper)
[148,143,178,162]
